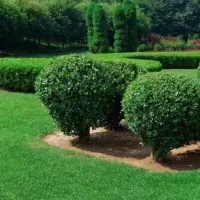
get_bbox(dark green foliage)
[22,0,53,46]
[113,5,128,53]
[36,54,113,143]
[101,61,137,130]
[123,72,200,161]
[0,58,50,92]
[0,0,27,47]
[91,4,109,53]
[85,4,95,51]
[0,0,151,50]
[129,52,200,69]
[48,0,85,46]
[150,0,200,36]
[154,44,163,51]
[136,44,151,52]
[123,0,137,52]
[0,66,40,92]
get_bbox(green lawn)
[166,69,197,78]
[0,91,200,199]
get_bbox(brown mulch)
[44,128,200,172]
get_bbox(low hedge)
[0,58,51,92]
[0,54,155,93]
[89,53,162,72]
[2,51,200,93]
[126,52,200,69]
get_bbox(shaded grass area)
[1,91,200,199]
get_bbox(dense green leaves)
[101,60,137,129]
[123,72,200,161]
[0,58,51,92]
[0,0,26,47]
[36,54,114,142]
[149,0,200,36]
[0,0,152,50]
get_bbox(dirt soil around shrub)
[44,128,200,172]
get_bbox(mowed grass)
[166,69,197,78]
[1,91,200,199]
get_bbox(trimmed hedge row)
[89,53,162,72]
[0,58,51,92]
[1,51,200,93]
[0,53,159,92]
[126,52,200,69]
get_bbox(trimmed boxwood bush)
[123,72,200,161]
[36,54,114,143]
[101,61,137,130]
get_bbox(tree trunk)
[78,127,90,144]
[150,148,167,163]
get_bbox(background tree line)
[0,0,150,49]
[1,0,200,50]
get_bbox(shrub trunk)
[78,127,90,144]
[151,148,167,162]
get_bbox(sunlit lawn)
[166,69,197,78]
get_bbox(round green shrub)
[123,72,200,161]
[36,54,113,143]
[137,44,150,52]
[154,44,163,51]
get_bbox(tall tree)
[91,4,109,53]
[124,0,137,51]
[85,4,95,51]
[113,4,128,52]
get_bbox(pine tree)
[113,4,128,52]
[91,4,109,53]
